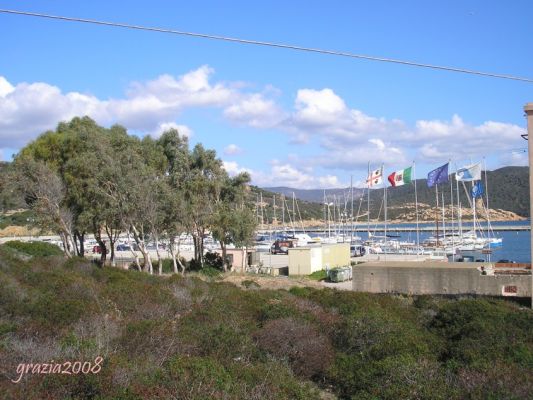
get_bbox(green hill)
[1,243,532,399]
[263,166,530,220]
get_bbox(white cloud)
[313,138,407,171]
[223,144,243,155]
[222,160,251,176]
[408,115,525,162]
[223,93,285,128]
[0,66,267,149]
[0,77,14,97]
[150,122,193,139]
[224,159,346,189]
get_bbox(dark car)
[116,244,131,251]
[270,240,294,254]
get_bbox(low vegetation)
[0,246,531,399]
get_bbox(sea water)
[329,220,531,263]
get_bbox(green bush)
[308,269,327,281]
[0,210,36,229]
[199,266,222,278]
[3,240,63,257]
[241,279,260,289]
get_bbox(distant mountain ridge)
[263,166,530,218]
[263,186,365,203]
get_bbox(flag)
[388,166,412,187]
[366,167,382,187]
[472,182,484,198]
[456,163,482,181]
[427,163,449,187]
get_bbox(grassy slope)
[0,245,532,399]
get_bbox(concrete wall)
[352,262,531,298]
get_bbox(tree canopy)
[10,116,256,273]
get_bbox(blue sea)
[320,220,532,263]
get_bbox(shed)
[288,243,350,276]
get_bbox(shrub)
[308,270,327,281]
[3,240,63,257]
[199,266,222,278]
[254,317,334,379]
[241,279,260,289]
[204,252,223,269]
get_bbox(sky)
[0,0,531,189]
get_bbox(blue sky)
[0,0,531,188]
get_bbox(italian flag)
[387,166,412,187]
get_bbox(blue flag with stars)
[427,163,449,188]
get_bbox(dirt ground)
[220,273,352,291]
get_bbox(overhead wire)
[0,8,532,83]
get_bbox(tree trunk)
[169,238,178,274]
[127,230,141,271]
[131,224,152,274]
[220,240,228,272]
[105,226,119,267]
[95,232,107,266]
[59,232,72,258]
[154,233,163,275]
[78,232,85,256]
[73,231,85,256]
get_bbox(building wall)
[322,243,350,268]
[352,263,531,297]
[288,247,322,275]
[288,243,350,276]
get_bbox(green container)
[328,267,352,282]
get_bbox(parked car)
[116,244,131,251]
[270,240,294,255]
[350,245,366,257]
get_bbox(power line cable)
[1,8,532,83]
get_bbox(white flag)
[366,167,383,187]
[456,163,481,181]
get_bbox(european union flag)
[472,182,484,198]
[427,163,449,188]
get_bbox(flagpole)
[455,163,462,240]
[383,164,387,261]
[350,175,354,244]
[367,161,370,244]
[413,161,420,258]
[435,184,440,247]
[483,157,492,244]
[449,159,455,261]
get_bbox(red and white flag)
[366,167,383,187]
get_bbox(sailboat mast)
[367,162,370,242]
[413,162,420,255]
[350,175,354,243]
[260,192,264,228]
[449,161,455,259]
[472,181,476,236]
[442,191,446,240]
[483,157,491,238]
[281,194,285,232]
[455,164,462,238]
[273,195,277,226]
